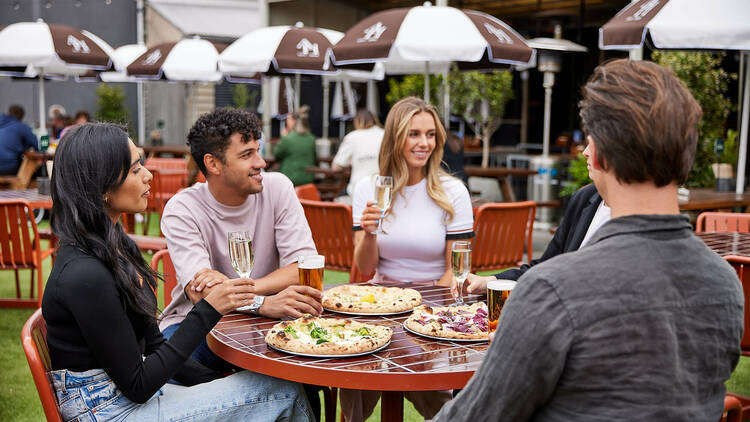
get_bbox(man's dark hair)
[74,110,90,122]
[579,59,702,186]
[8,105,24,121]
[186,107,262,174]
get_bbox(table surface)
[0,189,52,209]
[679,188,750,211]
[207,283,488,391]
[464,165,538,178]
[696,232,750,257]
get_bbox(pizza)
[404,303,489,340]
[322,285,422,314]
[265,315,392,355]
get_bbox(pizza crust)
[265,315,392,355]
[322,285,422,314]
[405,303,489,340]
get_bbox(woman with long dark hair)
[42,123,313,421]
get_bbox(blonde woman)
[342,97,474,422]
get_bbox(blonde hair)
[292,105,311,134]
[353,109,381,130]
[379,97,455,221]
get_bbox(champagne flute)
[373,175,393,235]
[228,230,254,310]
[451,241,472,305]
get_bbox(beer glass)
[228,230,254,311]
[373,175,393,234]
[298,254,325,301]
[487,279,516,333]
[451,241,472,305]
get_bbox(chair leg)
[322,387,337,422]
[15,269,20,298]
[37,260,44,308]
[29,267,35,299]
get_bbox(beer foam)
[298,254,325,269]
[487,279,516,291]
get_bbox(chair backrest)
[299,199,353,272]
[150,249,178,308]
[723,395,743,422]
[696,212,750,233]
[21,309,63,422]
[349,263,375,283]
[471,201,536,272]
[295,183,322,201]
[0,199,41,269]
[724,255,750,356]
[144,157,188,171]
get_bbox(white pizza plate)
[266,340,391,358]
[323,306,414,316]
[402,321,488,343]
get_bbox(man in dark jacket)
[0,105,38,175]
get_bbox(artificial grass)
[2,217,750,422]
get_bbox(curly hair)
[186,107,263,174]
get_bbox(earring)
[103,194,109,204]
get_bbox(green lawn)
[3,217,750,421]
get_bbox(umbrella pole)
[424,62,430,103]
[542,71,554,158]
[295,73,301,110]
[442,69,450,127]
[736,51,750,194]
[322,77,329,139]
[38,73,46,135]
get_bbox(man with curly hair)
[159,108,323,370]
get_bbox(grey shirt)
[436,214,743,421]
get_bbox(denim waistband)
[49,368,109,392]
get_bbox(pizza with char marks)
[405,303,489,340]
[322,285,422,314]
[265,315,392,355]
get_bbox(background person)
[0,104,38,175]
[435,59,743,421]
[273,105,316,186]
[331,109,384,203]
[343,97,474,422]
[43,123,312,422]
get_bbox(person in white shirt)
[332,109,384,203]
[342,97,474,422]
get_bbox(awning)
[147,0,260,39]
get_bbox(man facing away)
[435,59,744,421]
[0,105,38,175]
[159,108,323,368]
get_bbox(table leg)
[499,176,516,202]
[381,391,404,422]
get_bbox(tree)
[652,51,735,187]
[95,83,131,131]
[232,84,259,110]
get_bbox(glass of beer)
[487,279,515,333]
[298,254,325,301]
[451,241,472,305]
[373,175,393,234]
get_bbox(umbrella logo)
[67,35,90,54]
[626,0,661,22]
[484,23,513,44]
[357,22,387,43]
[296,38,319,57]
[143,50,162,65]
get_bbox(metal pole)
[442,69,450,127]
[294,73,301,110]
[520,70,529,144]
[136,0,145,145]
[542,72,554,158]
[322,77,329,139]
[736,52,750,194]
[424,62,430,103]
[259,0,272,145]
[38,73,46,135]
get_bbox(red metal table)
[0,189,52,209]
[696,232,750,257]
[207,283,488,422]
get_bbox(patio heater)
[526,25,587,228]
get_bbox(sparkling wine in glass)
[373,175,393,234]
[451,241,472,305]
[228,230,254,310]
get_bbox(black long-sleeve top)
[42,244,223,404]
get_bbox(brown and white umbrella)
[0,19,115,132]
[218,23,341,76]
[330,4,534,74]
[127,37,228,82]
[600,0,750,193]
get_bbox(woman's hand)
[360,200,384,234]
[203,278,256,315]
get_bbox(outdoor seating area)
[2,0,750,421]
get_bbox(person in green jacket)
[274,105,316,186]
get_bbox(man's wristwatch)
[248,295,265,314]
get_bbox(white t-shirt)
[352,175,474,282]
[578,201,611,249]
[332,126,384,197]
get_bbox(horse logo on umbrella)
[143,49,162,65]
[357,22,387,43]
[67,35,90,54]
[484,23,513,44]
[296,38,319,57]
[626,0,661,22]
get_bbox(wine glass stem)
[456,280,464,304]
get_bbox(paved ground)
[531,226,554,259]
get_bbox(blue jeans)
[161,323,231,373]
[49,368,314,422]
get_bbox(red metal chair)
[150,249,178,308]
[21,309,63,422]
[144,157,188,171]
[471,201,536,272]
[723,255,750,357]
[0,199,56,308]
[299,199,354,272]
[722,395,743,422]
[295,183,322,201]
[696,212,750,233]
[142,168,188,236]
